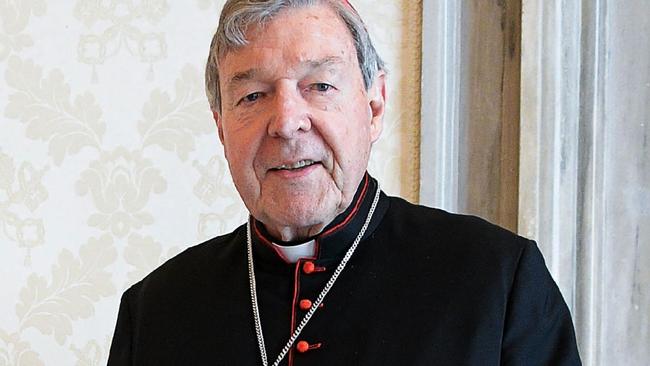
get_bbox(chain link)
[247,186,381,366]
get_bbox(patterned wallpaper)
[0,0,421,364]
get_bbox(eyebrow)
[226,56,346,88]
[229,68,258,84]
[304,56,346,70]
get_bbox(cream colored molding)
[419,0,461,211]
[403,0,423,204]
[419,0,521,226]
[519,0,582,309]
[521,0,650,364]
[520,1,602,363]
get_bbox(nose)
[267,84,311,138]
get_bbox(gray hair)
[205,0,385,111]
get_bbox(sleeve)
[107,289,134,366]
[501,240,582,366]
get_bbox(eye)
[311,83,334,92]
[238,92,262,105]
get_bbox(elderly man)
[108,0,581,365]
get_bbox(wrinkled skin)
[214,4,386,242]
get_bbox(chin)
[263,201,337,232]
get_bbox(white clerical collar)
[271,240,316,263]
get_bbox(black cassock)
[108,174,581,366]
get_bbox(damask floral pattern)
[0,0,46,62]
[4,56,105,164]
[193,155,233,205]
[124,233,180,285]
[69,338,111,366]
[0,151,48,264]
[0,0,420,363]
[16,235,116,344]
[0,235,116,363]
[0,329,43,366]
[75,0,169,80]
[195,0,220,10]
[194,155,248,240]
[76,148,167,238]
[138,65,215,160]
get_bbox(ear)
[368,71,386,143]
[212,110,225,144]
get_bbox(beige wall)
[0,1,421,364]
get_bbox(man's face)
[215,4,386,241]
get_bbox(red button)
[302,261,315,274]
[296,340,310,353]
[299,299,312,310]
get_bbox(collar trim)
[251,173,373,264]
[319,174,370,238]
[252,221,297,264]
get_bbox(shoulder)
[374,195,547,293]
[380,195,565,314]
[123,223,246,299]
[383,195,531,259]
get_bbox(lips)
[270,159,319,171]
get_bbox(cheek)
[223,128,261,175]
[346,113,373,149]
[323,110,371,160]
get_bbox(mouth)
[270,159,320,172]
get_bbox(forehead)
[218,4,359,80]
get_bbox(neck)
[267,224,325,243]
[254,173,371,244]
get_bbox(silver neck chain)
[246,186,381,366]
